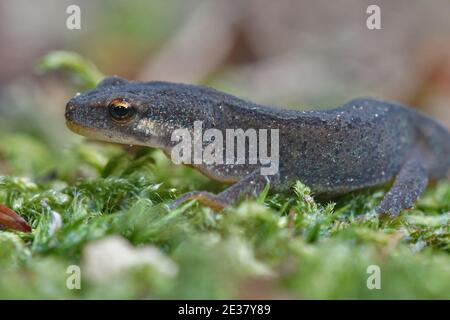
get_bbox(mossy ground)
[0,53,448,299]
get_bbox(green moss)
[0,138,448,298]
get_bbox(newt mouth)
[66,120,104,140]
[66,120,142,146]
[0,204,32,233]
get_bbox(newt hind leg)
[376,150,428,216]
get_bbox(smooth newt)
[65,76,450,215]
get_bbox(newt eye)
[108,99,136,123]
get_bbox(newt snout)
[65,100,76,120]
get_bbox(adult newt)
[65,76,450,215]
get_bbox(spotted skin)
[65,76,450,215]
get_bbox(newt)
[65,76,450,215]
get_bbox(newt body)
[65,76,450,215]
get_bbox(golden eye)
[108,99,136,122]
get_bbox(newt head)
[66,76,152,146]
[65,76,215,149]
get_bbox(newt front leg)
[171,169,279,212]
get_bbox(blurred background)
[1,0,450,157]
